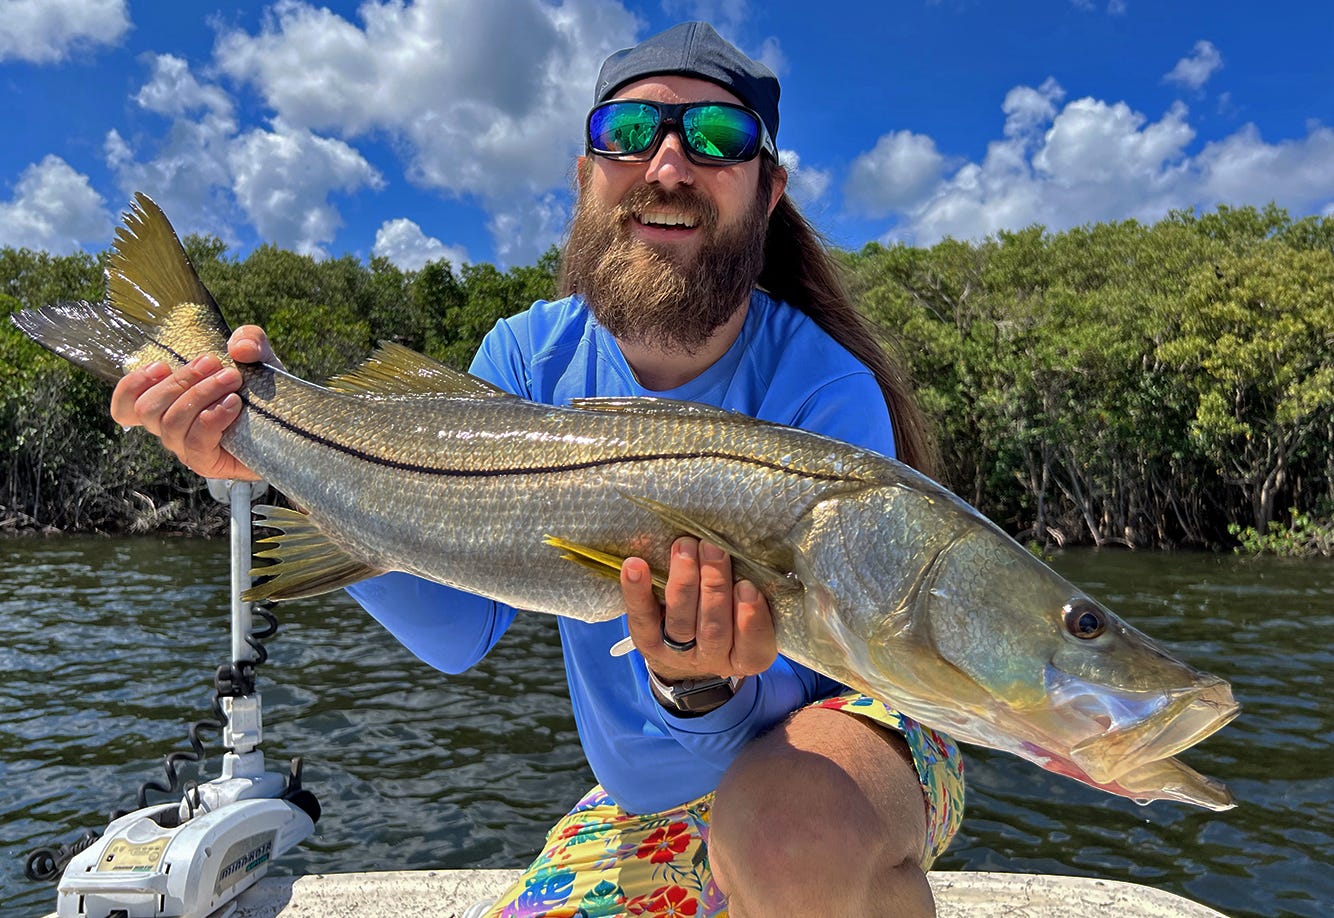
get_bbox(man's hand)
[110,325,275,481]
[621,537,777,682]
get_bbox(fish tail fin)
[9,192,232,381]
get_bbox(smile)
[636,211,699,229]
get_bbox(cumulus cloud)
[1164,40,1223,91]
[229,119,385,258]
[373,218,470,271]
[0,156,111,251]
[844,132,947,216]
[863,79,1334,246]
[0,0,129,64]
[778,149,832,210]
[213,0,638,260]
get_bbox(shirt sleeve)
[341,318,532,674]
[652,368,894,754]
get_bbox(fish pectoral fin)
[542,535,668,601]
[244,504,385,601]
[326,341,510,398]
[621,494,795,589]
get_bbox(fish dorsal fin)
[569,396,758,424]
[244,505,385,601]
[326,342,509,398]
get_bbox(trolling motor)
[47,480,319,918]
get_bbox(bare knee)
[709,709,932,916]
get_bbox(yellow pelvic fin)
[542,535,668,602]
[621,493,796,590]
[326,341,510,398]
[245,504,384,601]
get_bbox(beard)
[560,178,769,355]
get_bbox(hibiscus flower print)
[626,884,699,917]
[636,821,691,864]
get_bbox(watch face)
[675,678,737,713]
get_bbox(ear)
[766,163,788,215]
[576,154,591,190]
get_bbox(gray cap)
[594,22,780,145]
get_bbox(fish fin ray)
[108,193,231,348]
[542,535,668,601]
[326,341,510,398]
[620,493,796,589]
[245,505,384,601]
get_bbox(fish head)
[906,525,1239,790]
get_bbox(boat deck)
[223,868,1229,916]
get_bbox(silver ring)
[661,623,697,653]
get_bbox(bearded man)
[111,22,964,917]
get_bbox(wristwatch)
[646,667,742,716]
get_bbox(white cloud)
[778,149,831,210]
[134,53,235,120]
[487,191,570,266]
[1164,40,1223,91]
[0,0,129,63]
[844,132,946,216]
[0,156,111,252]
[105,55,241,243]
[213,0,638,260]
[228,119,385,258]
[373,218,470,271]
[864,79,1334,246]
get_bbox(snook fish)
[12,194,1239,810]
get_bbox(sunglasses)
[586,99,776,166]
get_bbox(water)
[0,537,1329,917]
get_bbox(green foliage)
[0,236,557,533]
[2,203,1329,545]
[846,204,1333,548]
[1229,508,1334,558]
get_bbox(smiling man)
[110,21,964,917]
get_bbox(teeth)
[639,211,697,228]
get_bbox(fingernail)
[625,564,643,584]
[144,361,170,378]
[736,581,759,603]
[700,542,725,563]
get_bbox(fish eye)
[1064,601,1107,639]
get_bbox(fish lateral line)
[240,394,861,484]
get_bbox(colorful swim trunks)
[483,693,964,917]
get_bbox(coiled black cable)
[22,603,281,882]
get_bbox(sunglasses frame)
[586,98,776,166]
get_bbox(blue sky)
[1,0,1331,270]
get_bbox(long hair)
[756,160,940,478]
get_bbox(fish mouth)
[1047,671,1240,785]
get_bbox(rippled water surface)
[0,537,1329,917]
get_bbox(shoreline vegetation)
[3,203,1331,558]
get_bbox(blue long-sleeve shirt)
[345,290,896,813]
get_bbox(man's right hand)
[110,325,275,481]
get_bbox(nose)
[644,129,694,189]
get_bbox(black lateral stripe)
[245,396,851,483]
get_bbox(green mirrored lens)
[683,105,760,159]
[589,103,661,154]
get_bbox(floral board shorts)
[484,693,965,918]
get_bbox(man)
[111,22,963,917]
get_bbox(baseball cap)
[594,22,780,146]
